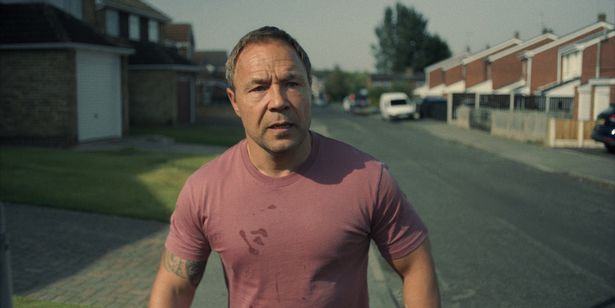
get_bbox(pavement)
[3,117,614,308]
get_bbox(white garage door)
[76,50,122,142]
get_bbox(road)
[312,105,615,307]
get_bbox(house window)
[148,20,159,42]
[129,14,139,40]
[106,9,119,37]
[562,52,581,81]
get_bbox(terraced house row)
[415,15,614,148]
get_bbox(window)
[105,9,119,37]
[562,52,581,81]
[129,14,139,40]
[148,20,159,42]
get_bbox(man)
[149,26,440,308]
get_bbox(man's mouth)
[268,122,294,129]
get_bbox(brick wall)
[464,59,485,88]
[0,49,77,145]
[492,38,554,89]
[530,27,606,92]
[581,44,597,84]
[128,70,177,125]
[599,35,615,79]
[428,69,444,88]
[444,65,463,85]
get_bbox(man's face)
[227,40,312,156]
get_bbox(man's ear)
[226,88,241,118]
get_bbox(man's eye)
[251,86,266,92]
[287,81,300,87]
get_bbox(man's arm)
[390,239,441,308]
[149,249,207,308]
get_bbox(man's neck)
[246,134,312,177]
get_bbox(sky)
[145,0,615,72]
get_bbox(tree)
[372,3,451,74]
[320,66,369,102]
[323,65,350,102]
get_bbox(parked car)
[591,104,615,153]
[418,96,447,120]
[343,89,370,114]
[379,92,419,121]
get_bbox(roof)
[193,50,227,67]
[521,21,614,58]
[559,29,615,55]
[425,54,468,73]
[100,0,171,22]
[461,38,522,65]
[487,33,558,62]
[162,23,193,43]
[128,41,195,66]
[0,3,117,47]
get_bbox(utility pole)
[1,204,13,308]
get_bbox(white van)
[379,92,419,120]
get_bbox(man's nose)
[268,84,289,111]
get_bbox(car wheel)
[606,145,615,154]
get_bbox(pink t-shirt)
[166,132,427,307]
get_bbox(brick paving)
[5,203,168,307]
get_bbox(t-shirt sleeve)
[371,164,428,261]
[165,177,211,261]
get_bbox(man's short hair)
[225,26,312,90]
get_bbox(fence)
[451,93,574,119]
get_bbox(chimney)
[597,13,606,22]
[514,31,520,39]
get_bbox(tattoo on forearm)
[163,251,206,286]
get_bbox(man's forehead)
[236,41,305,75]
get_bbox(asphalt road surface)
[313,106,615,308]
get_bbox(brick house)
[519,20,613,95]
[0,2,132,145]
[462,38,522,93]
[95,0,200,126]
[162,23,194,60]
[193,50,228,106]
[418,54,467,97]
[559,30,615,120]
[442,56,466,96]
[488,33,557,94]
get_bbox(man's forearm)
[149,269,197,308]
[401,266,440,308]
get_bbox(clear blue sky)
[146,0,615,72]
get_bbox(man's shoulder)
[317,133,380,164]
[186,140,245,183]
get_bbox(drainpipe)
[527,57,533,95]
[595,38,602,79]
[0,204,13,308]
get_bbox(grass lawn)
[0,147,214,221]
[129,125,244,147]
[13,296,91,308]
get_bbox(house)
[162,23,195,60]
[193,50,228,105]
[462,38,522,94]
[489,33,557,94]
[442,56,467,96]
[559,30,615,120]
[368,72,423,90]
[95,0,200,126]
[419,54,467,98]
[519,18,613,95]
[0,2,132,145]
